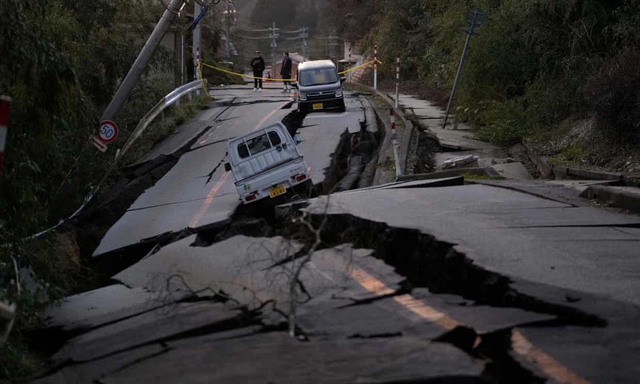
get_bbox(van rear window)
[237,131,282,159]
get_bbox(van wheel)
[338,101,346,112]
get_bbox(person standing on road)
[251,51,265,91]
[280,52,292,93]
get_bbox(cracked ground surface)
[35,85,640,383]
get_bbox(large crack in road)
[36,90,640,383]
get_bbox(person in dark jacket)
[280,52,293,92]
[251,51,265,91]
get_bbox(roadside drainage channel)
[282,108,382,194]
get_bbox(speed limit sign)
[98,120,119,144]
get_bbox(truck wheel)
[305,180,319,198]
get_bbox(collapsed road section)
[34,87,640,384]
[40,178,640,383]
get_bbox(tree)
[250,0,299,28]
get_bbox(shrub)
[585,49,640,140]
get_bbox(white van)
[224,123,313,204]
[295,60,346,113]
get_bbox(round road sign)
[98,120,118,144]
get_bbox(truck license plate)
[269,184,286,198]
[312,103,323,110]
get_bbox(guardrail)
[28,80,206,240]
[119,80,202,159]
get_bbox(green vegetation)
[0,0,222,380]
[326,0,640,149]
[462,173,507,181]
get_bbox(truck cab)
[225,123,313,204]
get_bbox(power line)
[235,34,271,40]
[234,25,305,34]
[235,25,273,33]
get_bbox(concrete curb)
[377,92,414,177]
[396,167,490,182]
[555,166,623,181]
[370,99,394,186]
[351,84,414,179]
[523,143,624,181]
[523,143,554,179]
[579,185,640,213]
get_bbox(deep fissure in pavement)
[311,213,605,327]
[187,207,607,383]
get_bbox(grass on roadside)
[118,95,212,168]
[462,173,506,181]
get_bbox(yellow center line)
[347,267,590,384]
[189,171,231,228]
[188,101,289,228]
[511,331,590,384]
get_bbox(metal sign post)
[374,45,378,90]
[349,46,352,82]
[395,53,400,109]
[442,9,485,129]
[0,96,11,173]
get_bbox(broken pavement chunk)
[443,155,480,169]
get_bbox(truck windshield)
[299,67,339,86]
[237,131,282,159]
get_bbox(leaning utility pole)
[442,8,485,129]
[100,0,185,126]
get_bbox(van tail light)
[291,174,307,183]
[246,192,259,202]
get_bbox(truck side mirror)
[340,77,346,84]
[292,82,298,89]
[224,163,232,172]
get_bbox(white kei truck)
[224,122,314,204]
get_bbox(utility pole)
[269,22,280,67]
[325,31,339,65]
[301,25,309,61]
[193,1,202,79]
[225,0,232,59]
[348,45,352,82]
[101,0,185,126]
[181,34,185,84]
[443,8,485,129]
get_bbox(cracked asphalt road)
[37,85,640,383]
